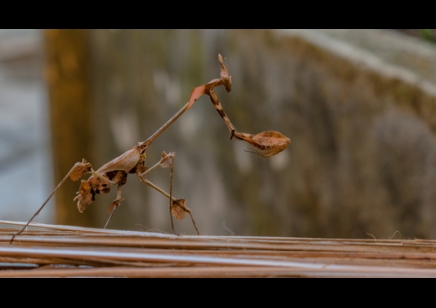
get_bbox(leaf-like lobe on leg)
[171,199,190,220]
[160,151,175,169]
[187,85,207,109]
[74,180,94,213]
[69,159,92,181]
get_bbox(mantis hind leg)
[104,185,124,229]
[137,152,200,235]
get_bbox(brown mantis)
[10,54,290,243]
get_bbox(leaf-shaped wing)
[96,147,140,174]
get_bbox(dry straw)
[2,220,436,277]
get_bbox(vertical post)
[44,29,97,226]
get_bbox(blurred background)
[1,29,436,239]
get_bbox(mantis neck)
[139,101,190,150]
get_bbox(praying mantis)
[10,54,290,243]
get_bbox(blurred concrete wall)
[51,29,436,238]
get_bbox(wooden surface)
[1,220,436,277]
